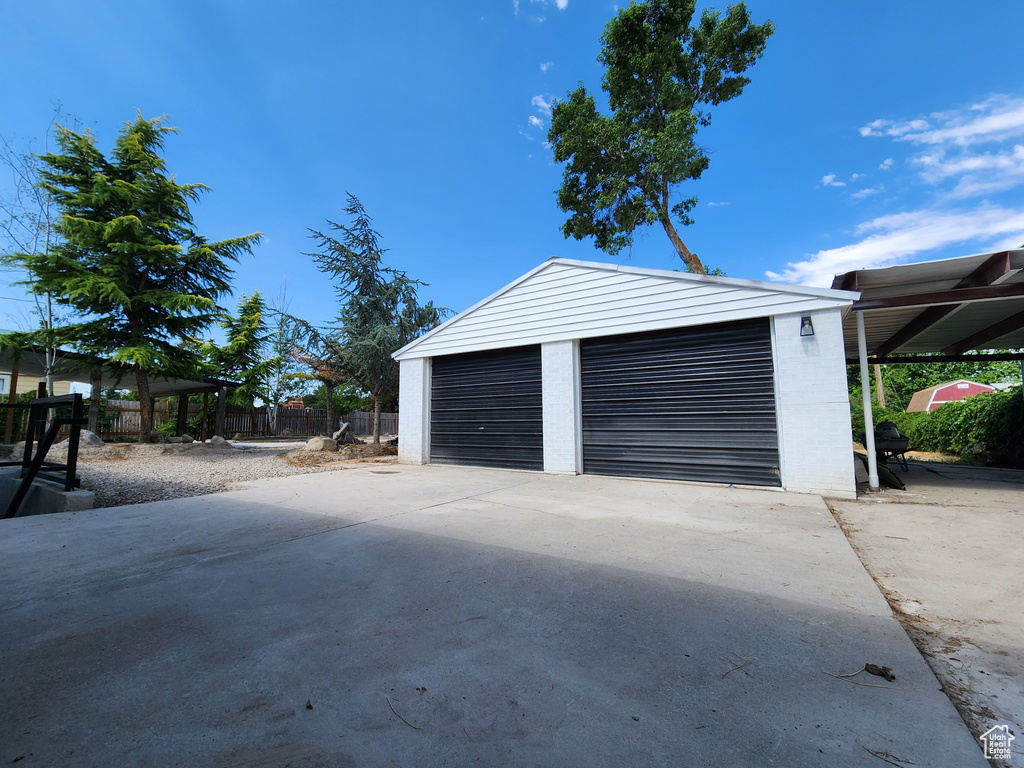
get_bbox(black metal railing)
[1,393,87,519]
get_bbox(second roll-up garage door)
[580,318,781,486]
[430,345,543,470]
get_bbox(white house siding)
[395,258,858,498]
[772,310,857,499]
[394,259,854,361]
[397,357,430,464]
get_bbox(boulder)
[210,435,227,445]
[180,434,194,443]
[78,429,105,447]
[303,437,337,452]
[148,431,169,444]
[282,428,294,437]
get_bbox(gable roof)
[906,379,995,412]
[395,257,858,361]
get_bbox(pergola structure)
[0,343,239,442]
[832,249,1024,490]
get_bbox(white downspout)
[856,311,880,491]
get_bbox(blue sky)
[3,0,1024,333]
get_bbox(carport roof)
[832,249,1024,362]
[0,342,238,396]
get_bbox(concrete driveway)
[0,465,986,767]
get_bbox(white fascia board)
[394,257,859,361]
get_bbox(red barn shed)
[906,379,995,412]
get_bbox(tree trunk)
[88,367,102,433]
[873,365,886,408]
[214,386,227,438]
[176,394,189,436]
[4,359,19,444]
[372,393,381,445]
[326,383,335,435]
[659,214,705,274]
[135,364,153,442]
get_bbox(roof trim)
[394,257,859,359]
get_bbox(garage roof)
[395,257,858,361]
[832,249,1024,362]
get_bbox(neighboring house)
[393,257,858,499]
[906,380,995,412]
[0,371,72,398]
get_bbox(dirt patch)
[285,442,397,467]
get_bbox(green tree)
[11,114,262,440]
[548,0,773,273]
[304,194,444,443]
[204,291,278,407]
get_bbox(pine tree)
[13,114,261,440]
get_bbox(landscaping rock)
[78,430,105,447]
[210,435,227,445]
[303,437,337,452]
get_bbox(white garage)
[393,258,858,498]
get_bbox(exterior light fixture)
[800,316,814,337]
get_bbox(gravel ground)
[77,441,396,508]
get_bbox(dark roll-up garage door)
[580,318,781,486]
[430,345,543,470]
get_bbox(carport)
[0,341,238,440]
[834,248,1024,490]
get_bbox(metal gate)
[430,345,543,470]
[580,318,781,486]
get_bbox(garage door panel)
[430,345,543,470]
[581,319,781,486]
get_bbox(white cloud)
[915,144,1024,198]
[513,0,519,13]
[850,186,882,200]
[820,173,846,187]
[850,172,864,181]
[860,95,1024,147]
[706,201,730,207]
[528,115,544,129]
[518,128,535,142]
[540,61,553,72]
[766,205,1024,286]
[879,157,894,170]
[531,94,553,117]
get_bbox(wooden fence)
[97,400,397,439]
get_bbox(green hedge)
[851,388,1024,465]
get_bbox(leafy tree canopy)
[548,0,773,272]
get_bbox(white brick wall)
[397,357,430,464]
[542,340,580,474]
[772,310,856,499]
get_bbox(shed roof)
[394,257,858,361]
[905,379,995,412]
[832,249,1024,361]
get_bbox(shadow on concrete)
[0,477,988,768]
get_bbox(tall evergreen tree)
[304,194,444,443]
[205,291,278,407]
[12,114,261,440]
